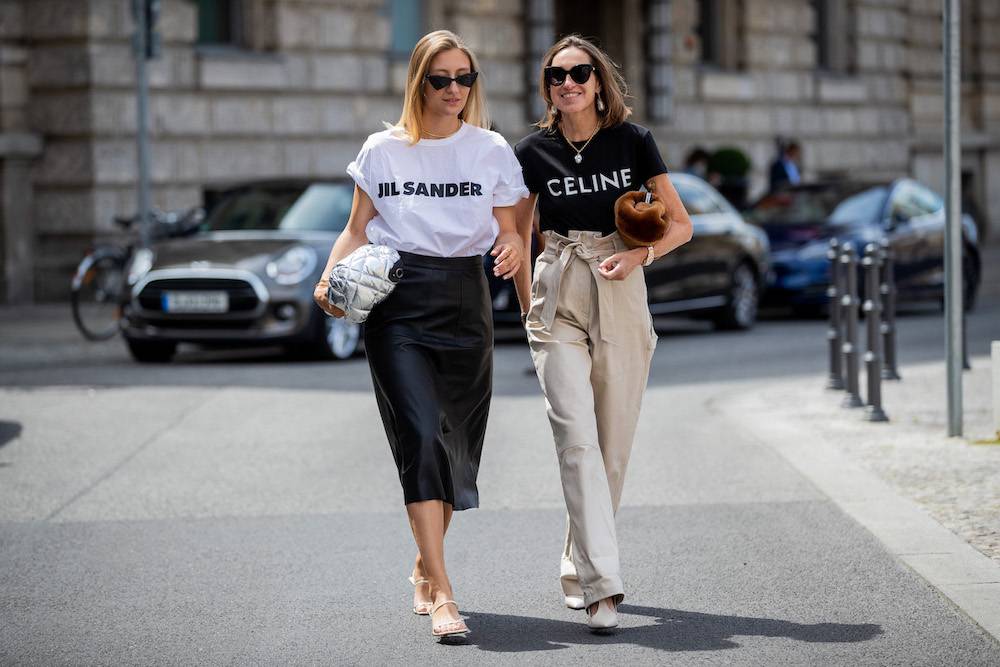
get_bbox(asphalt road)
[1,248,999,664]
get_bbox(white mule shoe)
[560,575,586,610]
[560,558,586,610]
[586,597,619,632]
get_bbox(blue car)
[746,179,981,314]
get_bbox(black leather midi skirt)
[364,251,493,511]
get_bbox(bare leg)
[407,500,463,629]
[412,504,453,610]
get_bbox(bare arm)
[312,184,378,317]
[511,193,537,317]
[489,204,525,284]
[598,172,694,280]
[647,172,694,257]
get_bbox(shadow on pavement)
[0,421,21,448]
[461,604,883,653]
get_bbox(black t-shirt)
[514,121,668,235]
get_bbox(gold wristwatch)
[643,245,655,266]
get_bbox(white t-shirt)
[346,122,529,258]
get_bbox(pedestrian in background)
[683,146,711,180]
[769,138,802,192]
[313,29,528,640]
[513,35,693,631]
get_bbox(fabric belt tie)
[537,232,620,344]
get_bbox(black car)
[746,179,981,313]
[122,180,360,362]
[488,173,772,330]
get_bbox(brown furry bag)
[614,190,670,248]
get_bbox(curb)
[717,383,1000,644]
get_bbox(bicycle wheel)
[71,248,128,341]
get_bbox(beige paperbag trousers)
[525,230,657,608]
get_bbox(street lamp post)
[943,0,963,437]
[131,0,161,250]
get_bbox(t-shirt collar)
[416,121,470,146]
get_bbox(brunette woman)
[314,30,528,639]
[513,35,693,631]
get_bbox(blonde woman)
[314,30,528,639]
[513,35,693,631]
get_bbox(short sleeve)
[493,144,530,207]
[636,127,668,184]
[514,139,541,194]
[346,139,376,197]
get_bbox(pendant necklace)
[561,123,600,164]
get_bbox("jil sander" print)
[546,168,632,197]
[377,181,484,198]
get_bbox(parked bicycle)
[70,208,203,341]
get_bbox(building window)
[388,0,425,59]
[525,0,556,122]
[813,0,856,75]
[961,2,979,83]
[646,0,673,123]
[197,0,244,47]
[698,0,743,70]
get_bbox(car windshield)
[200,183,352,233]
[747,186,888,226]
[673,178,727,216]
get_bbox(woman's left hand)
[491,240,523,280]
[598,248,646,281]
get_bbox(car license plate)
[162,291,229,313]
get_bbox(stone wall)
[0,0,42,303]
[661,0,913,195]
[2,0,999,302]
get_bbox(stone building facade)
[0,0,997,302]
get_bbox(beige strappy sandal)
[430,600,469,638]
[408,576,433,615]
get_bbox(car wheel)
[310,314,361,360]
[126,338,176,363]
[713,262,759,331]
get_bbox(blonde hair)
[536,34,631,131]
[394,30,490,145]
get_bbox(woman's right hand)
[313,277,345,318]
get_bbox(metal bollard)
[841,243,864,408]
[826,237,844,390]
[879,239,901,380]
[862,244,889,421]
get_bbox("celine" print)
[546,168,632,197]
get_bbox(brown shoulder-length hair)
[536,35,632,131]
[393,30,490,145]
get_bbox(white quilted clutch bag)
[325,244,403,323]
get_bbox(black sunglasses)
[424,71,479,90]
[544,63,595,87]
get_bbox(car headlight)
[127,248,154,285]
[266,245,317,285]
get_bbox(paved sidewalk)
[2,246,1000,663]
[723,355,1000,642]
